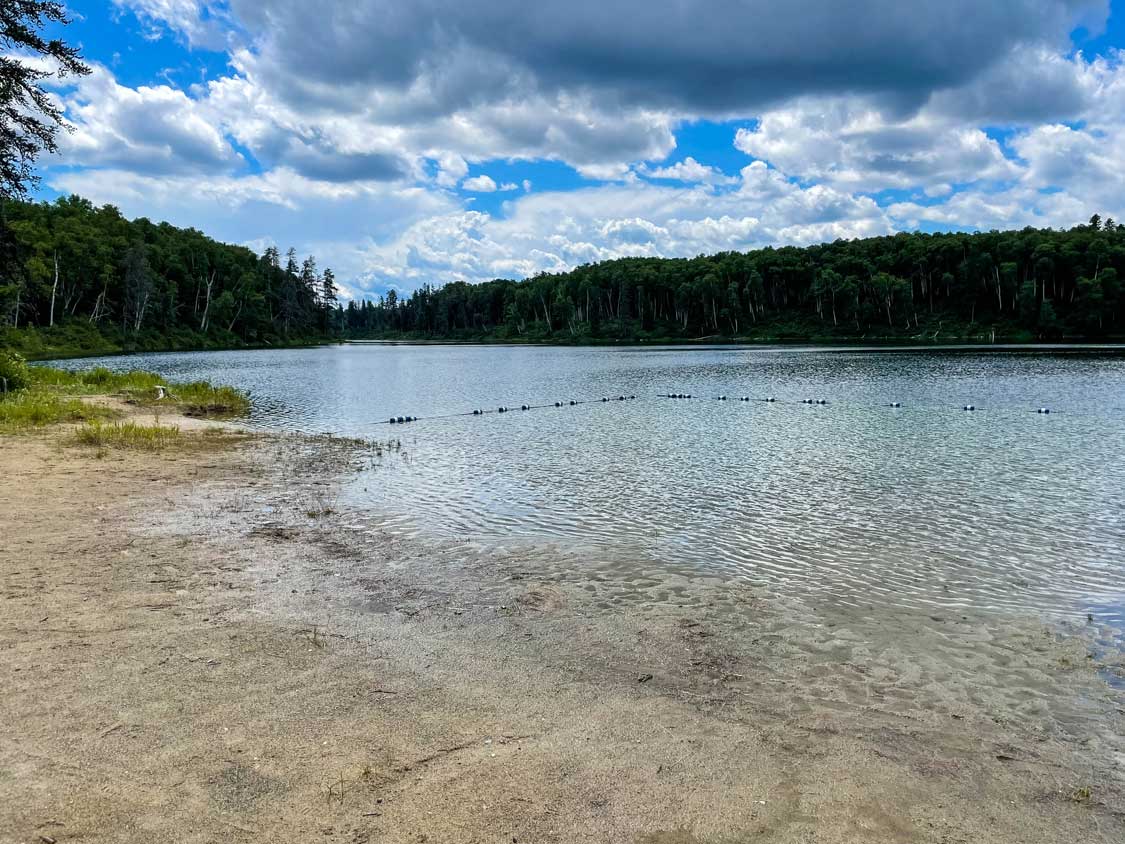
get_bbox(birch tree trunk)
[49,251,59,327]
[200,270,216,332]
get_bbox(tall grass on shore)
[73,420,182,451]
[1,352,251,426]
[27,366,250,415]
[159,382,251,417]
[0,390,116,429]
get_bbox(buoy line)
[381,392,1067,425]
[382,394,639,424]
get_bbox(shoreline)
[2,416,1124,842]
[25,338,1125,366]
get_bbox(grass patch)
[165,381,251,417]
[17,365,251,419]
[72,420,182,451]
[0,389,117,430]
[28,365,165,393]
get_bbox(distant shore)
[6,317,1125,363]
[2,395,1123,841]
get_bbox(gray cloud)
[279,141,411,183]
[227,0,1105,115]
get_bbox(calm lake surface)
[51,344,1125,624]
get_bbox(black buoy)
[396,416,405,423]
[718,395,727,401]
[499,406,507,413]
[1037,407,1051,414]
[554,401,562,407]
[473,409,482,415]
[618,395,626,401]
[389,417,397,424]
[889,402,901,408]
[629,395,636,400]
[963,405,976,411]
[521,404,529,410]
[816,399,827,405]
[569,400,577,405]
[766,397,776,403]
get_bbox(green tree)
[1,1,90,197]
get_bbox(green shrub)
[0,351,30,393]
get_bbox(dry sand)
[2,411,1123,843]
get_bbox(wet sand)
[2,415,1123,843]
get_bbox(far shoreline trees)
[1,195,340,353]
[1,196,1123,357]
[346,214,1124,344]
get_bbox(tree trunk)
[226,299,244,334]
[134,291,150,332]
[90,287,106,323]
[200,270,216,332]
[49,251,59,327]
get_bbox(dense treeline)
[4,196,1125,358]
[0,195,338,355]
[346,214,1125,343]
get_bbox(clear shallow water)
[49,344,1125,622]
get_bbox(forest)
[0,195,338,357]
[3,195,1125,358]
[345,214,1125,344]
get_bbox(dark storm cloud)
[230,0,1106,115]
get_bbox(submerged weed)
[1070,785,1092,804]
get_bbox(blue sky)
[29,1,1125,298]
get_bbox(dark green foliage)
[348,216,1125,343]
[0,348,29,390]
[0,195,339,355]
[1,1,91,197]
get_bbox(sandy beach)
[2,408,1123,843]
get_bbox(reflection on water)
[49,344,1125,623]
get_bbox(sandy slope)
[1,418,1123,843]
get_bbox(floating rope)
[381,392,1068,425]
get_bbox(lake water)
[50,344,1125,624]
